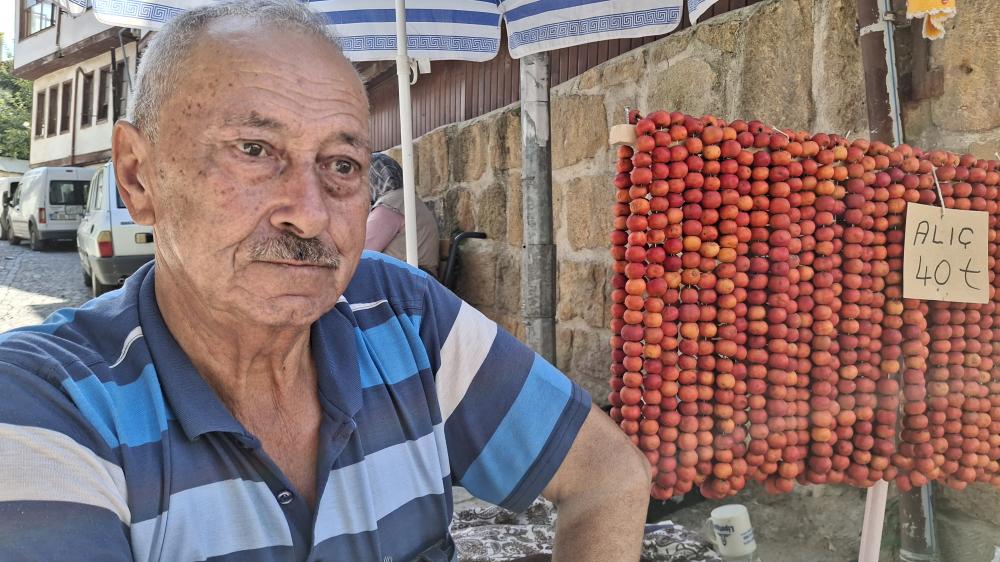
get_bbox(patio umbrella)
[85,0,684,266]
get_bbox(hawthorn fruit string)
[608,111,1000,497]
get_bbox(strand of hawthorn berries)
[608,111,1000,497]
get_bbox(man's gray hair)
[126,0,347,141]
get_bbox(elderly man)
[0,1,651,561]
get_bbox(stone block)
[930,0,1000,132]
[439,187,475,235]
[551,94,609,169]
[448,121,488,183]
[937,507,1000,562]
[577,68,600,91]
[415,128,448,197]
[602,87,642,135]
[646,55,725,119]
[810,0,867,135]
[596,49,647,89]
[938,483,1000,529]
[646,28,693,67]
[454,239,497,308]
[505,174,524,248]
[561,175,615,251]
[969,138,1000,160]
[474,181,507,241]
[736,0,815,130]
[565,327,611,405]
[489,107,522,172]
[555,327,574,374]
[693,10,746,54]
[494,249,522,316]
[557,259,609,330]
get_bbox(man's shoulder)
[345,251,434,306]
[0,282,163,457]
[0,286,144,384]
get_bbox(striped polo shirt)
[0,251,591,561]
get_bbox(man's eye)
[240,143,267,157]
[334,160,355,175]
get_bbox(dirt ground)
[663,483,871,562]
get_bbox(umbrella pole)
[519,52,556,362]
[394,0,419,268]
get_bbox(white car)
[7,167,95,251]
[1,176,22,241]
[77,162,154,296]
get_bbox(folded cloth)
[450,497,722,562]
[907,0,957,40]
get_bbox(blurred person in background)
[365,153,440,276]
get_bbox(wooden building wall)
[366,0,767,151]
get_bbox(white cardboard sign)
[903,203,990,304]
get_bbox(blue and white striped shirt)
[0,252,591,561]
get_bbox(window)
[80,72,94,128]
[20,0,55,38]
[97,67,110,122]
[34,91,45,137]
[113,61,128,121]
[46,86,57,136]
[88,172,104,211]
[60,81,72,134]
[49,181,89,206]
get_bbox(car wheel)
[29,225,46,251]
[8,228,21,245]
[91,268,114,298]
[82,265,93,287]
[0,221,8,241]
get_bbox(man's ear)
[112,120,156,226]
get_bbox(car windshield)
[49,180,89,206]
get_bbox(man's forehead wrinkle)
[223,111,286,130]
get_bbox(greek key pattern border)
[337,34,499,53]
[93,0,184,23]
[508,7,682,50]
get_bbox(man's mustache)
[248,233,341,267]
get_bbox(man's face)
[143,22,371,327]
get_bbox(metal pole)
[856,1,937,559]
[900,484,940,562]
[394,0,419,267]
[519,53,556,362]
[856,0,903,144]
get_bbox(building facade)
[13,2,140,168]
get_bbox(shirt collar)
[136,263,364,442]
[137,264,250,442]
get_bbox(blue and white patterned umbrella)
[89,0,683,61]
[686,0,720,25]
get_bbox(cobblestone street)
[0,241,92,332]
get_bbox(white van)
[1,177,22,241]
[7,167,95,251]
[77,162,154,296]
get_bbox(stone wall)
[900,0,1000,159]
[390,0,1000,559]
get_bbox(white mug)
[705,504,757,558]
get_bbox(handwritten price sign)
[904,203,989,304]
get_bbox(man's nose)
[270,162,330,239]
